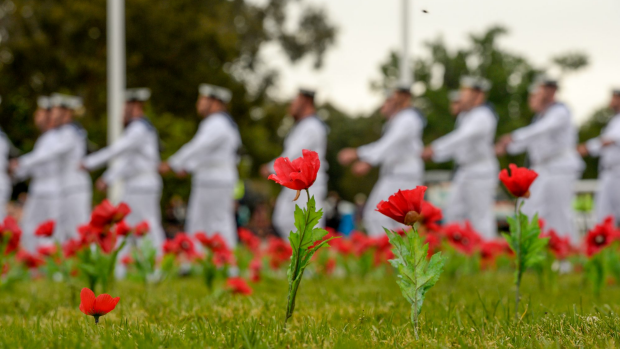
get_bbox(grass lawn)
[1,271,619,348]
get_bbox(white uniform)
[83,117,165,252]
[432,104,499,240]
[357,108,424,236]
[0,129,11,220]
[168,112,240,248]
[586,112,620,223]
[270,115,328,238]
[508,102,584,243]
[15,130,62,251]
[55,123,92,241]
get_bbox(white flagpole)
[107,0,126,203]
[399,0,411,86]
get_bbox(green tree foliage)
[579,107,614,179]
[0,0,336,203]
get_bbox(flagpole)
[399,0,411,86]
[107,0,126,203]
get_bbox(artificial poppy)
[420,201,443,232]
[499,164,538,198]
[268,149,320,200]
[225,277,253,295]
[375,186,427,226]
[79,288,120,323]
[585,216,618,257]
[34,220,55,237]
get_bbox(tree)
[0,0,337,205]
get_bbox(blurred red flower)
[120,254,134,266]
[225,277,253,295]
[195,232,229,253]
[376,186,427,226]
[499,164,538,198]
[134,221,150,237]
[268,149,320,195]
[249,257,262,282]
[424,233,442,258]
[79,288,120,323]
[0,216,22,254]
[266,237,292,269]
[238,228,260,252]
[585,216,619,257]
[90,200,131,228]
[420,201,442,232]
[114,220,131,237]
[34,220,55,237]
[16,250,45,269]
[480,239,510,268]
[541,229,572,260]
[37,245,58,257]
[443,221,482,255]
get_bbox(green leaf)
[506,212,549,285]
[385,227,445,331]
[285,195,339,323]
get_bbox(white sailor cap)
[529,75,558,93]
[448,90,461,102]
[125,88,151,102]
[460,76,492,92]
[37,96,51,109]
[50,93,83,110]
[199,84,232,103]
[612,89,620,96]
[298,88,316,99]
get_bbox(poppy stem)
[95,316,100,324]
[514,198,522,321]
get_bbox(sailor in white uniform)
[261,89,328,238]
[44,94,92,242]
[497,78,584,243]
[0,96,12,220]
[422,77,499,240]
[338,86,424,236]
[83,88,165,252]
[11,97,61,251]
[578,89,620,223]
[161,84,241,248]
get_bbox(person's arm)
[83,123,145,170]
[168,118,228,173]
[357,115,421,166]
[100,156,135,184]
[18,130,73,171]
[587,119,620,156]
[511,107,568,146]
[431,113,487,162]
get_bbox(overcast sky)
[260,0,619,123]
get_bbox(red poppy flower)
[442,221,482,255]
[134,221,150,237]
[376,186,427,226]
[213,249,235,267]
[79,224,117,254]
[121,254,134,266]
[37,245,58,257]
[480,240,510,268]
[238,228,260,252]
[420,201,443,232]
[115,220,131,236]
[225,277,253,295]
[541,229,572,260]
[195,232,229,253]
[34,220,55,237]
[585,216,619,257]
[350,231,373,256]
[0,216,22,254]
[16,250,45,269]
[499,164,538,198]
[90,200,131,228]
[266,237,292,269]
[249,258,262,282]
[62,238,84,258]
[163,233,198,258]
[424,233,442,258]
[268,149,320,199]
[79,288,120,323]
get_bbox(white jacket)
[432,104,498,177]
[0,130,10,193]
[358,108,424,178]
[15,131,62,196]
[169,112,240,186]
[508,102,584,173]
[84,117,162,191]
[586,113,620,174]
